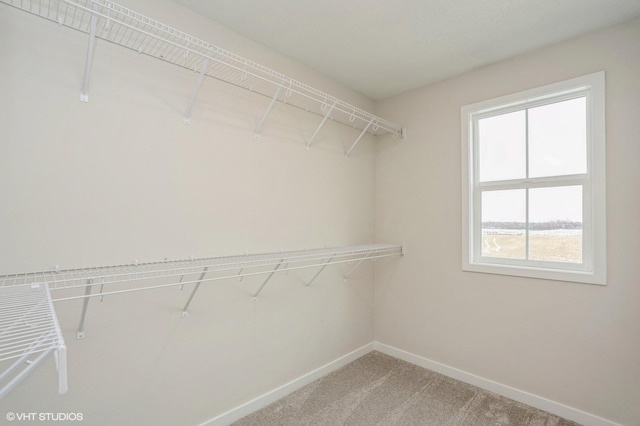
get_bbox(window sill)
[462,261,606,285]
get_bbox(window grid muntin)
[471,91,590,270]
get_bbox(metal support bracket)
[306,100,337,149]
[80,2,100,102]
[253,259,284,300]
[345,117,375,158]
[181,267,208,317]
[343,252,372,280]
[76,278,94,339]
[255,82,285,139]
[184,58,211,124]
[306,255,335,287]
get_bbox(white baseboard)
[373,342,621,426]
[199,341,620,426]
[198,342,375,426]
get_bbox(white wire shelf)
[0,283,67,399]
[2,0,405,146]
[1,244,404,300]
[0,243,402,397]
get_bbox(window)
[461,72,606,285]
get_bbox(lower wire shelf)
[0,243,403,398]
[0,283,67,399]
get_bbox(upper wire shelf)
[2,0,405,141]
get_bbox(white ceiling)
[174,0,640,100]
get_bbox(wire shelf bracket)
[1,0,406,145]
[306,100,337,150]
[181,267,208,318]
[184,57,211,125]
[252,258,285,300]
[254,83,284,139]
[345,117,376,158]
[79,1,99,102]
[306,255,335,287]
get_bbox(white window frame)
[461,72,606,285]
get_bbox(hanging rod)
[2,0,406,142]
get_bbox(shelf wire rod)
[343,251,373,280]
[306,100,337,149]
[1,245,399,291]
[117,24,135,48]
[184,56,211,124]
[345,117,375,158]
[0,343,55,398]
[68,0,81,28]
[55,0,64,25]
[0,335,60,361]
[306,255,335,287]
[75,278,94,339]
[255,83,284,139]
[0,330,54,380]
[0,331,57,355]
[180,267,208,317]
[0,309,54,327]
[50,252,400,302]
[154,34,176,60]
[163,42,184,65]
[45,247,403,292]
[124,18,144,50]
[252,259,285,300]
[0,300,47,336]
[43,282,67,394]
[79,0,99,102]
[47,249,394,291]
[2,245,401,290]
[0,325,59,349]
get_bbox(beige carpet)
[233,351,580,426]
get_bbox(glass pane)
[478,110,526,182]
[529,186,582,263]
[481,189,526,259]
[529,97,587,178]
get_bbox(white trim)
[373,342,620,426]
[198,342,375,426]
[461,71,606,285]
[199,341,619,426]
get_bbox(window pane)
[481,189,526,259]
[529,97,587,178]
[478,111,526,182]
[529,186,582,263]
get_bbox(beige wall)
[375,17,640,425]
[0,1,377,424]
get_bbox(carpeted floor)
[233,351,580,426]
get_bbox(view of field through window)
[478,97,586,265]
[481,224,582,263]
